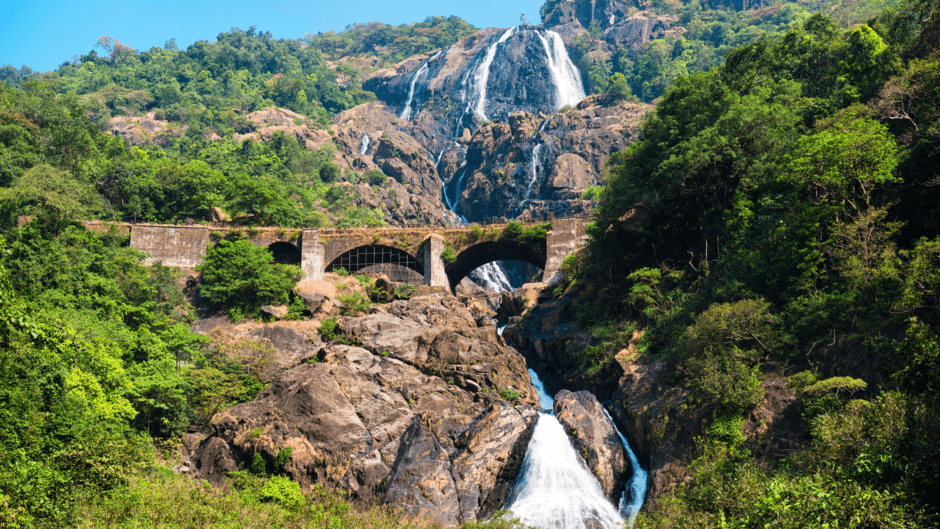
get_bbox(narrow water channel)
[498,326,648,528]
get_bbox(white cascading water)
[464,27,517,122]
[400,51,442,121]
[508,369,628,529]
[602,408,648,520]
[445,168,469,214]
[520,143,543,209]
[470,262,513,291]
[359,134,371,155]
[534,30,586,110]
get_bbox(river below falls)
[503,367,648,529]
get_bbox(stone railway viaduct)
[81,217,592,291]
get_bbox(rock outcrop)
[234,107,335,150]
[108,112,185,146]
[554,390,630,502]
[542,0,683,57]
[449,101,649,221]
[192,297,540,526]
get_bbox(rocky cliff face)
[502,284,805,508]
[312,11,661,230]
[541,0,683,56]
[190,296,544,525]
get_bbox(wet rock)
[452,402,540,522]
[554,390,630,502]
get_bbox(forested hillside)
[0,0,939,527]
[552,0,940,525]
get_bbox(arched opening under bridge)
[268,241,301,265]
[326,244,423,283]
[446,240,546,293]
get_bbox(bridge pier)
[300,230,325,281]
[420,234,448,288]
[542,217,591,284]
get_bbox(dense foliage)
[569,0,901,101]
[197,239,303,320]
[561,0,940,525]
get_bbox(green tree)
[6,164,103,219]
[196,239,302,316]
[606,72,631,102]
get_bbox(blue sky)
[1,0,546,73]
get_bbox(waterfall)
[359,134,371,155]
[602,408,648,521]
[508,371,625,529]
[520,144,543,209]
[528,368,554,411]
[464,27,517,123]
[400,51,442,121]
[445,167,468,214]
[470,263,513,292]
[534,30,586,110]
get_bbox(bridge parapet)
[86,217,591,289]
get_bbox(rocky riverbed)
[183,282,659,526]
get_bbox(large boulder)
[554,390,630,502]
[193,299,542,525]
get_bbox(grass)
[75,468,531,529]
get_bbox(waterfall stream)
[534,30,586,110]
[400,51,442,121]
[520,143,543,209]
[503,368,647,529]
[463,26,517,123]
[359,134,371,155]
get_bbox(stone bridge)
[84,218,592,291]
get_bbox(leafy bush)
[707,413,745,446]
[499,389,523,402]
[197,240,302,315]
[319,317,340,340]
[441,245,457,264]
[501,220,524,240]
[337,291,372,316]
[258,476,305,508]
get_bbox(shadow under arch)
[446,240,546,292]
[326,244,423,276]
[268,241,301,265]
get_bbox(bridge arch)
[325,244,423,281]
[268,241,301,265]
[446,240,546,291]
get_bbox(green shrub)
[362,169,387,186]
[197,239,302,315]
[707,413,745,446]
[501,220,523,240]
[258,476,304,509]
[333,267,349,277]
[338,291,372,315]
[319,317,340,341]
[394,284,416,299]
[283,295,308,321]
[441,245,457,264]
[499,389,523,402]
